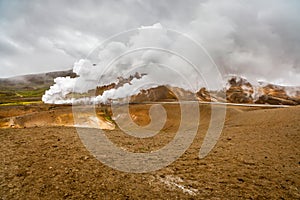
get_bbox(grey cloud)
[0,0,198,77]
[0,0,300,86]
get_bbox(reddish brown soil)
[0,104,300,199]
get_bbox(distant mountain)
[0,69,76,90]
[124,76,300,105]
[0,69,76,105]
[1,69,299,106]
[86,75,300,105]
[225,76,300,105]
[129,86,196,103]
[255,82,300,105]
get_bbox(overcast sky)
[1,0,300,85]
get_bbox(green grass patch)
[0,101,43,106]
[0,87,48,105]
[16,88,48,97]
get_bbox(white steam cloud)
[43,23,215,104]
[42,0,300,104]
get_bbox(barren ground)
[0,104,300,199]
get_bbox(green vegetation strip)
[0,101,43,106]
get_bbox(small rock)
[237,178,244,182]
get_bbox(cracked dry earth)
[0,104,300,199]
